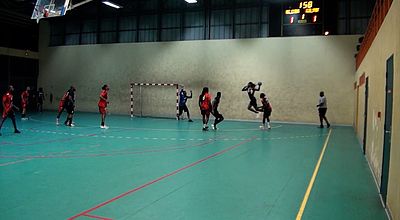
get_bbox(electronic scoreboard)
[282,1,322,36]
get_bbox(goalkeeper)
[177,86,193,122]
[242,81,262,113]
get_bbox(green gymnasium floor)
[0,112,388,220]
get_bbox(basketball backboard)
[31,0,71,21]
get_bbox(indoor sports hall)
[0,0,399,220]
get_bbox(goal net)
[130,83,180,119]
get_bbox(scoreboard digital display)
[283,1,321,25]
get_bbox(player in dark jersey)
[242,82,262,113]
[0,85,20,136]
[258,93,272,129]
[177,87,193,122]
[21,86,30,120]
[199,87,212,131]
[211,92,224,130]
[37,87,45,112]
[63,86,76,127]
[98,85,109,129]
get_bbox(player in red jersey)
[258,93,272,129]
[198,87,212,131]
[21,86,30,120]
[98,85,109,129]
[0,85,20,136]
[56,88,71,125]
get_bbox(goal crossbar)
[130,83,182,119]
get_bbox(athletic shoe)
[14,130,21,133]
[56,118,60,125]
[327,123,331,128]
[211,124,216,130]
[188,119,193,122]
[259,125,265,130]
[267,124,271,129]
[100,125,104,129]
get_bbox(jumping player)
[258,93,272,129]
[21,86,30,120]
[0,85,21,136]
[316,91,330,128]
[177,87,193,122]
[211,92,224,130]
[242,82,262,113]
[98,85,109,129]
[199,87,212,131]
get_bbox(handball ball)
[257,82,262,85]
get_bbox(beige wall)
[39,23,358,124]
[355,0,400,219]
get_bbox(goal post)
[130,83,182,119]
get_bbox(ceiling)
[0,0,299,27]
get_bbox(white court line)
[28,118,283,132]
[14,127,327,143]
[0,158,33,167]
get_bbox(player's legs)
[56,105,65,125]
[184,105,193,122]
[64,105,74,126]
[0,115,6,135]
[201,110,210,131]
[0,113,20,135]
[10,113,20,133]
[248,100,258,113]
[21,102,27,119]
[322,109,330,128]
[318,108,329,128]
[214,111,224,126]
[99,107,108,128]
[261,110,271,129]
[177,106,184,119]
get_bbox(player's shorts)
[201,109,211,116]
[99,106,107,114]
[2,109,14,119]
[179,105,189,114]
[65,104,74,114]
[249,98,257,108]
[263,109,272,117]
[21,101,27,109]
[318,108,327,116]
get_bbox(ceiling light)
[102,1,122,9]
[185,0,197,3]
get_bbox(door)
[380,55,394,204]
[363,77,369,154]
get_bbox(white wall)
[39,22,358,124]
[355,0,400,219]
